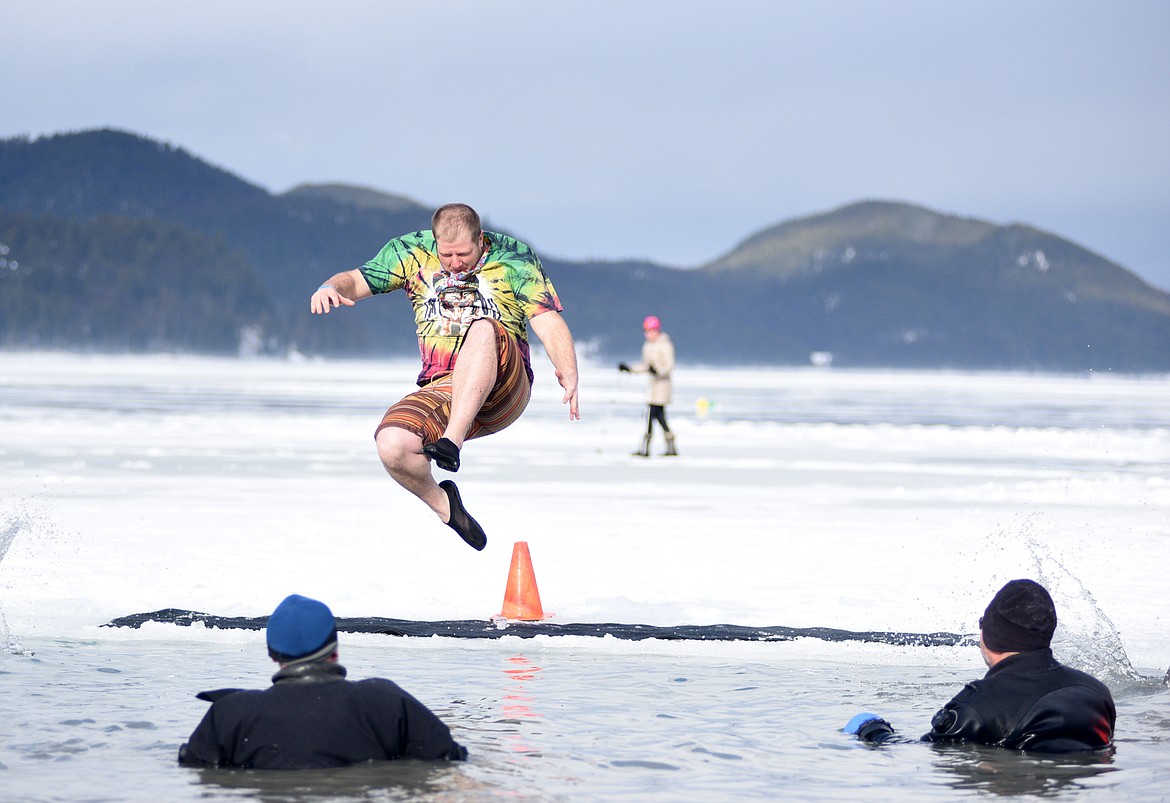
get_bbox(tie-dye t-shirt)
[359,230,563,386]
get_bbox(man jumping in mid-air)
[310,203,579,550]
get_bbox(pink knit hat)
[642,315,661,331]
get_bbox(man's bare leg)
[422,318,498,473]
[377,425,488,550]
[442,318,498,448]
[376,426,449,518]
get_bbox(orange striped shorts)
[375,319,532,445]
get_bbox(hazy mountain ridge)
[703,200,1000,278]
[2,129,1168,370]
[282,183,425,214]
[705,200,1168,313]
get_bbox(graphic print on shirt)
[427,270,502,338]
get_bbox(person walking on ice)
[618,315,677,457]
[310,203,580,551]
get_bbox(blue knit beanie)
[266,594,339,663]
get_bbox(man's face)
[979,635,994,668]
[436,231,484,274]
[644,327,660,341]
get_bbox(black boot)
[632,434,650,457]
[663,432,678,456]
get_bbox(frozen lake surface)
[1,353,1168,801]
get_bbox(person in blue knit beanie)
[179,594,467,768]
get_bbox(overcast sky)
[4,1,1168,290]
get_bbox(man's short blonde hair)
[432,203,482,242]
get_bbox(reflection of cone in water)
[499,541,545,620]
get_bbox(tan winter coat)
[631,332,675,405]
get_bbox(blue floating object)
[844,712,882,734]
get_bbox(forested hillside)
[3,129,1169,371]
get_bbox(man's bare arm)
[530,311,580,420]
[310,269,372,314]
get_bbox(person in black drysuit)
[845,579,1116,753]
[178,594,467,769]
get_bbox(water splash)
[0,506,20,564]
[1021,534,1147,688]
[0,504,31,655]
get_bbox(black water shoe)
[423,438,461,472]
[440,480,486,551]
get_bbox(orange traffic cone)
[499,541,546,621]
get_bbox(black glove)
[844,713,895,743]
[618,363,631,373]
[856,718,895,743]
[648,365,658,376]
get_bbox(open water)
[1,353,1168,801]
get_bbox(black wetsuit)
[857,649,1115,753]
[924,648,1115,751]
[178,662,467,769]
